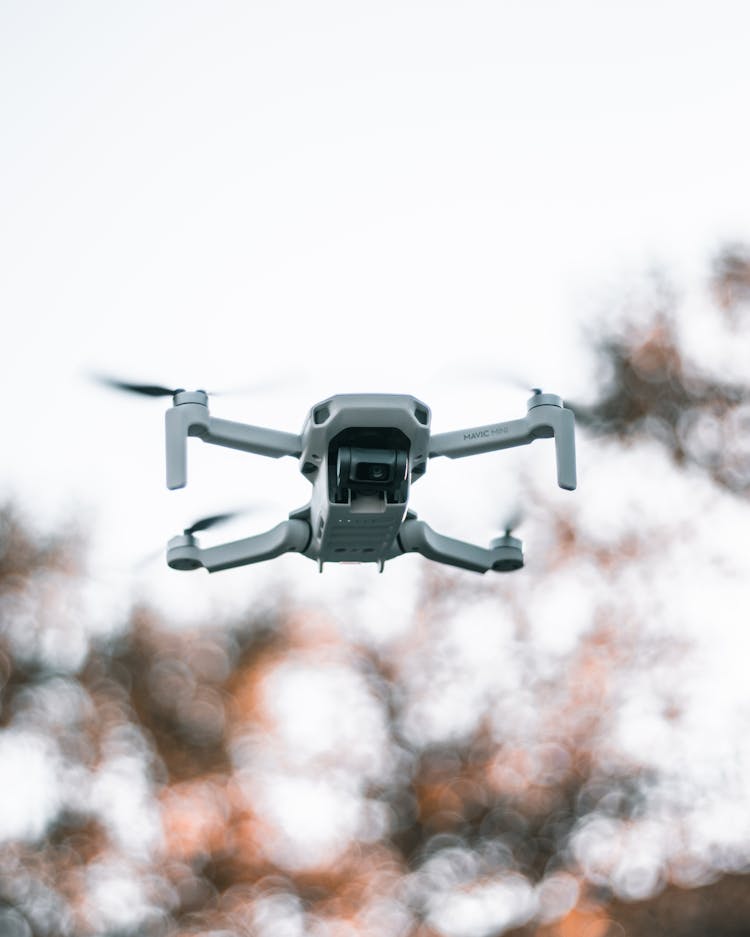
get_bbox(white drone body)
[163,390,576,575]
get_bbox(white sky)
[2,0,750,614]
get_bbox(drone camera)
[335,445,409,502]
[338,447,398,487]
[352,449,397,484]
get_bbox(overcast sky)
[2,0,750,616]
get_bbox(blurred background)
[2,2,750,935]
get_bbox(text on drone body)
[463,426,509,440]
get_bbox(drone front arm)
[167,519,310,573]
[428,398,577,491]
[203,418,303,460]
[166,392,303,490]
[429,415,532,459]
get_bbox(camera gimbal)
[161,391,576,574]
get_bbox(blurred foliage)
[570,247,750,495]
[711,242,750,322]
[2,247,750,936]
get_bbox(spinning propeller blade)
[490,503,526,570]
[183,512,241,536]
[92,372,302,399]
[92,374,185,397]
[500,505,524,536]
[491,373,543,397]
[490,369,542,396]
[442,363,543,397]
[136,508,253,569]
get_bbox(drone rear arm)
[167,519,310,573]
[398,519,495,572]
[428,396,577,491]
[397,517,521,573]
[166,393,302,489]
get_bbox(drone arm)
[202,417,303,460]
[166,397,302,490]
[428,401,577,491]
[429,416,532,459]
[167,519,310,573]
[397,518,497,573]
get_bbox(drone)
[103,380,576,574]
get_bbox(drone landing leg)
[168,519,310,573]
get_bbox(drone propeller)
[92,372,301,400]
[183,511,242,536]
[493,374,543,398]
[92,374,187,398]
[134,509,250,570]
[490,505,525,571]
[441,363,544,397]
[487,368,542,396]
[499,505,524,537]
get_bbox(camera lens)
[338,446,401,492]
[355,461,391,482]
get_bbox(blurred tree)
[1,246,750,937]
[711,242,750,323]
[569,271,750,495]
